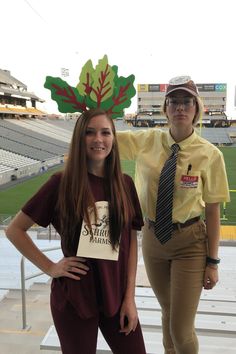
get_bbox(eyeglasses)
[166,97,196,108]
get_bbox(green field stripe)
[0,148,236,223]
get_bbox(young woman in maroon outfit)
[5,109,146,354]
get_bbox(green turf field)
[0,147,235,223]
[218,147,236,224]
[0,166,62,217]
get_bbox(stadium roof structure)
[0,69,44,103]
[0,69,26,88]
[0,85,43,101]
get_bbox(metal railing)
[221,189,236,221]
[20,246,61,330]
[0,214,12,225]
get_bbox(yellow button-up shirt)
[117,129,230,223]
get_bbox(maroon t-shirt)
[22,172,143,319]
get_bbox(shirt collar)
[167,129,197,150]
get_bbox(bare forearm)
[7,229,54,274]
[124,230,138,300]
[205,203,220,259]
[5,211,89,281]
[5,212,55,275]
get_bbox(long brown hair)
[57,108,135,252]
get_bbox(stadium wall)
[0,156,64,186]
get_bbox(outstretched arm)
[5,211,89,280]
[117,130,147,161]
[120,229,138,335]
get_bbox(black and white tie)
[154,143,180,244]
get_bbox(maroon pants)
[51,300,146,354]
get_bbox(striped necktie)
[154,143,180,244]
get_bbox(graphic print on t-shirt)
[77,201,119,261]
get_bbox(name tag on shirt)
[180,175,199,188]
[77,201,119,261]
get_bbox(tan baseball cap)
[165,76,199,97]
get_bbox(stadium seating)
[200,127,233,145]
[0,118,70,184]
[5,118,72,143]
[0,119,69,154]
[0,149,38,168]
[0,117,235,187]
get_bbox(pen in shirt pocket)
[187,164,192,175]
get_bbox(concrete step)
[2,281,236,354]
[0,283,55,354]
[138,309,236,335]
[136,296,236,316]
[0,289,9,301]
[135,286,236,302]
[40,324,236,354]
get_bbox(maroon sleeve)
[124,174,144,230]
[21,173,61,227]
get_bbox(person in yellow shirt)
[117,76,230,354]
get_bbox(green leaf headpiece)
[44,55,136,119]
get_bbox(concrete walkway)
[0,232,236,353]
[0,282,55,354]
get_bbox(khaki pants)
[142,219,207,354]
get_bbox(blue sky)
[1,0,236,116]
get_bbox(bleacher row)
[0,118,71,185]
[0,104,45,116]
[40,245,236,354]
[0,148,42,184]
[201,127,233,145]
[114,119,235,145]
[0,149,38,168]
[0,234,236,354]
[1,117,236,187]
[7,118,72,143]
[0,119,69,156]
